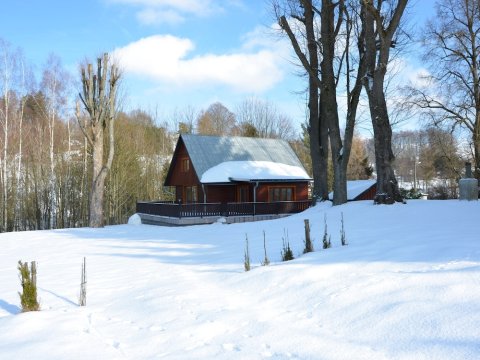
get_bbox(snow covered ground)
[0,200,479,359]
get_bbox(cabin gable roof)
[166,134,310,185]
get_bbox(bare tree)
[407,0,480,179]
[76,53,121,228]
[0,39,27,231]
[196,102,237,136]
[276,0,366,204]
[7,48,30,231]
[236,97,296,140]
[275,0,329,200]
[171,105,197,134]
[361,0,408,204]
[40,54,70,228]
[0,40,12,231]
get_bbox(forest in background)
[1,0,474,232]
[0,50,463,233]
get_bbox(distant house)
[164,134,312,204]
[329,180,377,201]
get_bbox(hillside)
[0,200,479,359]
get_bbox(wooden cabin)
[164,134,311,205]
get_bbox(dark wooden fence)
[136,200,311,218]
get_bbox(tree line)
[1,0,478,231]
[0,40,368,233]
[274,0,480,204]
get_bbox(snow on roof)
[329,180,376,200]
[180,134,307,181]
[200,161,311,183]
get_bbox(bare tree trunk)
[76,54,120,228]
[361,0,406,204]
[474,116,480,179]
[279,1,329,201]
[304,1,329,200]
[66,119,72,227]
[89,130,111,228]
[1,47,10,232]
[320,0,346,205]
[48,92,56,229]
[14,73,25,231]
[81,136,88,226]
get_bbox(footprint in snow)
[222,343,240,352]
[149,325,165,332]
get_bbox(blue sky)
[1,0,434,132]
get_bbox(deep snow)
[0,200,479,359]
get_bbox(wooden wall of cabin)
[175,182,309,203]
[204,185,236,203]
[256,182,309,202]
[174,185,205,203]
[168,140,205,203]
[168,141,199,187]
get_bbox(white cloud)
[107,0,224,25]
[136,8,185,25]
[113,34,284,93]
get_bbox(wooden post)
[31,261,37,288]
[304,219,310,244]
[304,219,313,253]
[79,257,86,306]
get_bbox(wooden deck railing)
[136,200,311,218]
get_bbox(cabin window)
[181,158,190,172]
[268,186,294,202]
[185,186,197,203]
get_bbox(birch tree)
[40,54,69,228]
[0,41,11,231]
[12,54,30,231]
[76,53,121,228]
[0,39,24,231]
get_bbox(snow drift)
[0,200,479,359]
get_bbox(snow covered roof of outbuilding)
[178,134,310,184]
[329,180,376,200]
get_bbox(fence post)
[304,219,311,245]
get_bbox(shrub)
[281,229,294,261]
[322,214,331,249]
[18,260,40,312]
[399,187,423,199]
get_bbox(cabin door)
[236,185,249,203]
